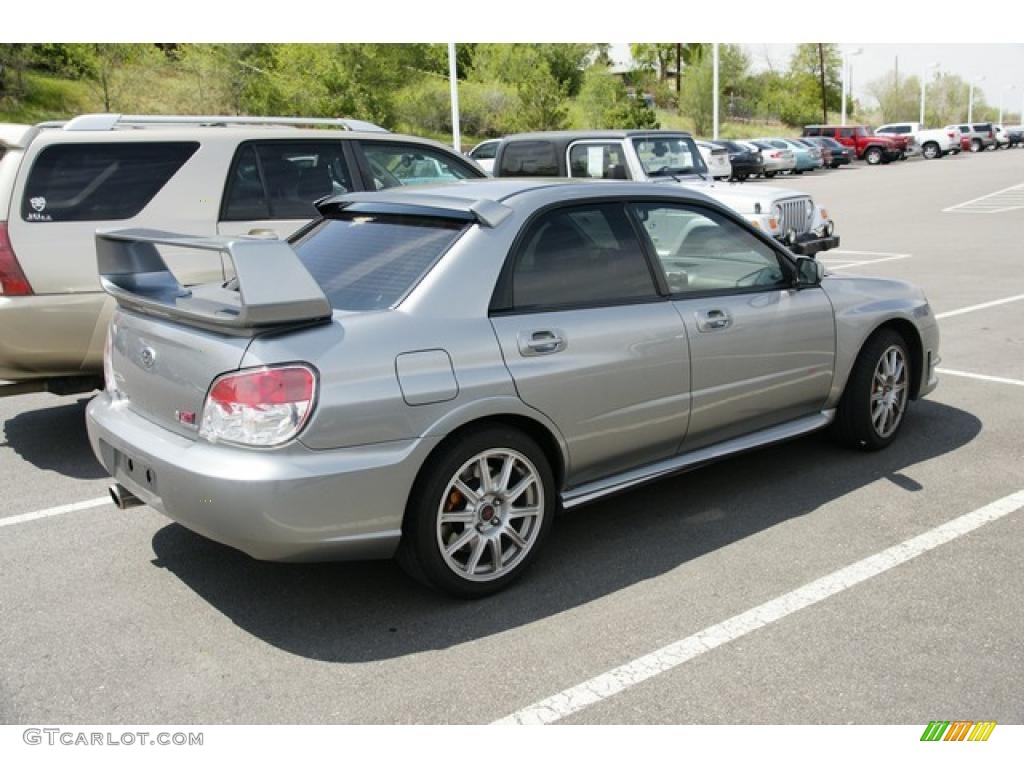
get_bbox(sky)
[609,44,1024,115]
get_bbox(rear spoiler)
[96,229,331,336]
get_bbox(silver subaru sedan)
[86,179,940,598]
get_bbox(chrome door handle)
[519,329,567,356]
[696,309,732,332]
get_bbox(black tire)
[764,170,776,178]
[830,161,840,169]
[970,138,982,152]
[922,142,940,160]
[398,425,556,598]
[865,146,883,165]
[833,329,912,451]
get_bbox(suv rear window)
[497,141,559,177]
[291,212,466,311]
[22,142,198,222]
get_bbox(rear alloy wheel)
[922,142,940,159]
[865,147,883,165]
[834,329,912,451]
[399,426,555,598]
[971,138,982,152]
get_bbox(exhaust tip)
[109,483,143,510]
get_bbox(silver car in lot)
[87,179,940,597]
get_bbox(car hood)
[664,178,810,211]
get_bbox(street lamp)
[968,75,985,124]
[841,47,862,125]
[998,85,1015,125]
[919,61,939,126]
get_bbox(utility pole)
[818,44,828,123]
[448,42,460,152]
[712,43,720,139]
[675,43,681,97]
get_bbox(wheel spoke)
[504,526,528,550]
[453,479,480,506]
[466,535,486,573]
[488,536,503,572]
[506,475,536,505]
[496,455,515,495]
[445,528,476,557]
[440,510,475,525]
[477,457,492,495]
[505,505,541,520]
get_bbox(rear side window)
[804,127,821,137]
[470,142,499,160]
[360,143,480,190]
[500,203,658,311]
[221,141,354,221]
[22,142,198,222]
[291,213,466,311]
[567,142,630,179]
[497,141,559,177]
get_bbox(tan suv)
[0,114,484,396]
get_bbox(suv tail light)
[0,222,33,296]
[200,365,317,447]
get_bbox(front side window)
[222,141,354,221]
[632,204,787,295]
[22,142,198,222]
[502,204,658,311]
[291,213,466,310]
[632,137,706,177]
[568,142,630,179]
[362,143,480,189]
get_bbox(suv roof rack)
[58,113,389,133]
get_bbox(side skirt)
[561,410,835,510]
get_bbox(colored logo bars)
[920,721,997,742]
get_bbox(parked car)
[794,138,832,167]
[711,139,764,181]
[992,124,1017,149]
[875,122,957,159]
[803,125,906,164]
[491,130,838,255]
[803,136,854,167]
[748,140,798,177]
[0,114,486,397]
[756,138,818,173]
[942,125,967,153]
[467,139,501,174]
[956,123,997,152]
[1006,126,1024,147]
[87,179,940,597]
[695,140,732,180]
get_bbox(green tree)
[866,71,920,123]
[514,64,569,131]
[61,44,164,111]
[677,45,749,135]
[578,66,658,129]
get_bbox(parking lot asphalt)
[1,149,1023,724]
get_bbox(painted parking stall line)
[819,250,913,271]
[937,368,1024,388]
[0,496,111,529]
[942,182,1024,213]
[493,489,1024,725]
[935,293,1024,319]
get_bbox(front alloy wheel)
[869,346,910,439]
[865,147,883,165]
[834,329,912,451]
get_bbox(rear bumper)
[87,392,440,562]
[0,292,111,381]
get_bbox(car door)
[489,202,691,487]
[631,201,835,451]
[217,140,358,240]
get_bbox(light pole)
[919,61,939,126]
[998,85,1015,124]
[968,75,985,124]
[712,43,720,140]
[448,42,461,152]
[841,47,862,125]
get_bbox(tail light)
[103,323,122,399]
[200,364,317,447]
[0,222,33,296]
[770,151,782,158]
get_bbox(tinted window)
[840,128,855,138]
[291,213,466,311]
[632,204,785,295]
[470,142,498,160]
[506,204,657,310]
[362,142,479,189]
[22,142,197,222]
[221,141,353,221]
[568,142,630,179]
[804,127,821,137]
[498,141,559,177]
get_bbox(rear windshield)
[21,142,198,222]
[291,212,467,311]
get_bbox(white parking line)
[937,368,1024,388]
[935,293,1024,319]
[493,488,1024,725]
[0,496,111,529]
[825,254,913,270]
[942,182,1024,213]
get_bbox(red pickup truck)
[802,125,909,165]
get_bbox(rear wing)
[96,229,331,336]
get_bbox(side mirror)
[795,256,825,287]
